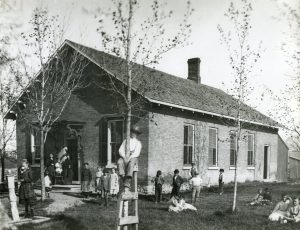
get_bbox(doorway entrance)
[67,139,79,181]
[263,145,269,179]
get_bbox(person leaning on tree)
[117,125,142,192]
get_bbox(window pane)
[188,146,193,164]
[188,126,193,145]
[184,126,188,145]
[209,128,217,166]
[230,149,236,166]
[184,146,188,164]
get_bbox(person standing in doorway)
[62,154,73,185]
[117,126,142,192]
[46,153,56,185]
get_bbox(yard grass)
[18,182,300,230]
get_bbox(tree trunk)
[40,128,46,200]
[232,120,241,212]
[125,0,133,160]
[1,150,5,182]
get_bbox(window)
[229,131,237,166]
[31,128,41,164]
[209,128,218,166]
[247,134,254,166]
[107,120,124,165]
[183,124,194,165]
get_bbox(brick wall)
[146,106,281,194]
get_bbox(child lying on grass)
[168,195,197,213]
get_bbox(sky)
[0,0,299,148]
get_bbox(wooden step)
[119,216,139,226]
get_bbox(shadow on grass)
[18,214,87,230]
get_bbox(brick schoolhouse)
[8,40,288,194]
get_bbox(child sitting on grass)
[281,197,300,223]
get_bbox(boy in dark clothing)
[171,169,183,197]
[81,163,92,198]
[219,169,224,195]
[153,170,164,203]
[102,169,111,207]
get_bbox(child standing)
[189,163,198,179]
[110,168,119,200]
[102,169,111,207]
[19,161,36,218]
[189,172,202,205]
[154,170,164,203]
[81,162,92,198]
[44,171,52,198]
[218,169,224,195]
[95,167,103,197]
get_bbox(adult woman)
[46,153,56,185]
[268,194,292,221]
[19,161,36,218]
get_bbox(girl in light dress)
[168,195,197,213]
[110,168,119,199]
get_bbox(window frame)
[31,128,41,165]
[183,123,195,165]
[208,127,218,167]
[107,119,124,166]
[247,133,255,167]
[229,131,237,167]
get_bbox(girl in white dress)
[110,168,119,198]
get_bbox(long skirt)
[19,183,36,206]
[81,181,90,193]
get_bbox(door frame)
[263,145,270,180]
[66,137,81,184]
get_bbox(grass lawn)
[18,182,300,230]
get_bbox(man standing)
[171,169,184,197]
[189,172,202,205]
[118,126,142,191]
[62,154,73,185]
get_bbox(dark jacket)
[155,175,164,186]
[81,168,92,182]
[19,168,36,203]
[172,175,183,188]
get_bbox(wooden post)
[133,165,138,230]
[7,174,20,221]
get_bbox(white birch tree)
[218,0,262,212]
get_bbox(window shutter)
[99,120,108,165]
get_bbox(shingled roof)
[65,40,279,128]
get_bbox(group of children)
[269,194,300,223]
[248,188,272,206]
[81,164,119,206]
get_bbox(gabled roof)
[65,40,280,128]
[7,39,278,128]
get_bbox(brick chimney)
[187,58,201,84]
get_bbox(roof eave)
[147,98,281,129]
